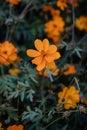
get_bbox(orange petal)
[58,92,63,98]
[12,125,17,130]
[36,60,46,71]
[0,123,2,127]
[52,52,61,60]
[32,56,42,65]
[26,49,41,57]
[9,54,17,62]
[7,126,12,130]
[34,39,43,51]
[58,87,68,98]
[43,39,49,51]
[72,95,80,102]
[45,55,55,62]
[58,99,63,104]
[18,125,24,130]
[64,103,72,109]
[46,61,56,69]
[47,45,57,54]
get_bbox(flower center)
[41,50,46,56]
[61,98,65,102]
[3,51,7,54]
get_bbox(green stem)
[71,0,75,43]
[51,73,63,83]
[44,116,63,129]
[0,64,4,76]
[9,4,13,17]
[17,96,20,116]
[66,0,76,50]
[40,75,46,114]
[19,0,34,19]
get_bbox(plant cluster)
[0,0,87,130]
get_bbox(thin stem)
[40,74,46,115]
[17,96,20,116]
[51,73,63,83]
[5,26,10,40]
[9,4,13,17]
[71,0,75,43]
[19,0,34,19]
[66,0,76,50]
[40,76,45,99]
[5,4,13,40]
[0,64,4,76]
[44,116,63,129]
[74,77,80,91]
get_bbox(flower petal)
[71,95,80,102]
[36,60,46,71]
[52,52,61,60]
[64,99,73,109]
[58,87,68,98]
[18,125,24,130]
[26,49,41,57]
[47,45,57,54]
[46,61,56,69]
[34,39,43,51]
[32,56,42,65]
[43,39,49,51]
[45,55,55,62]
[45,52,61,62]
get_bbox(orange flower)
[7,125,24,130]
[45,17,65,43]
[75,16,87,31]
[0,41,17,65]
[62,64,77,75]
[42,5,60,19]
[58,86,80,109]
[57,0,78,10]
[43,5,65,43]
[8,66,20,76]
[0,123,3,130]
[5,0,20,5]
[26,39,61,71]
[57,0,67,11]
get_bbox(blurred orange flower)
[26,39,61,71]
[45,17,65,43]
[7,125,24,130]
[0,41,17,65]
[42,5,60,19]
[57,0,78,10]
[57,0,67,10]
[5,0,20,5]
[0,123,3,130]
[75,16,87,31]
[8,66,20,76]
[43,5,65,43]
[58,86,80,109]
[62,64,77,75]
